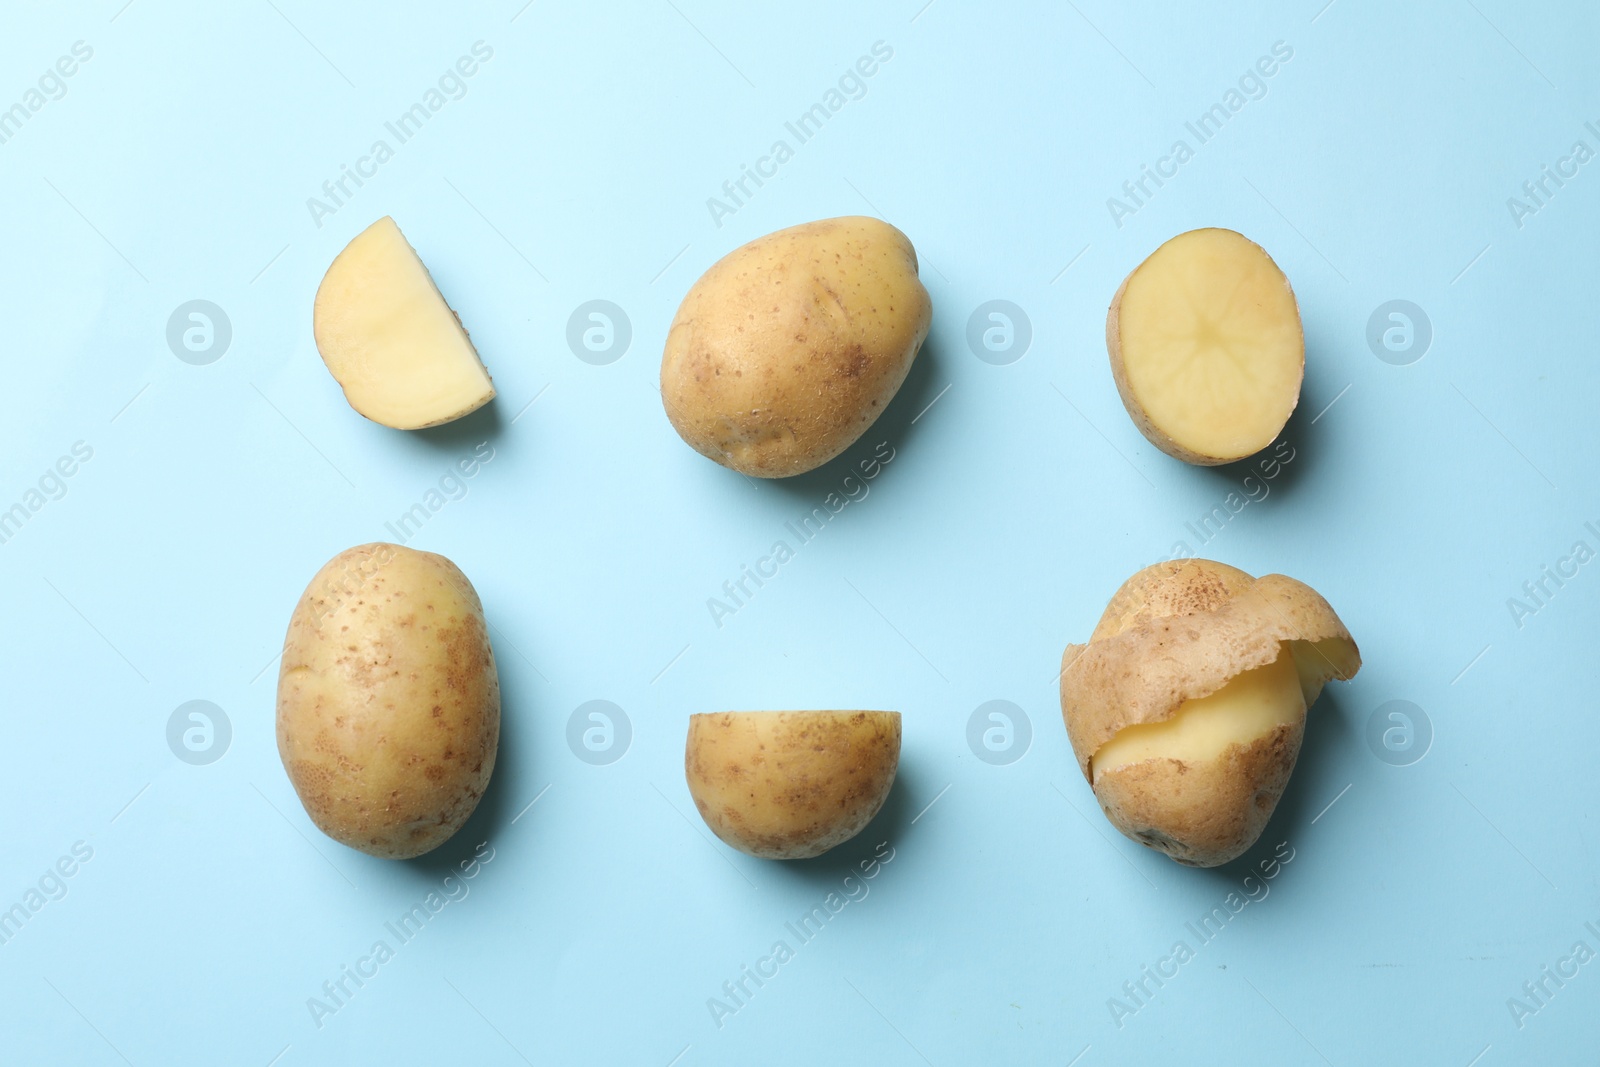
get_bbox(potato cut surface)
[1111,228,1302,464]
[1090,641,1304,784]
[313,216,494,430]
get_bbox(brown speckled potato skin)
[1060,559,1359,867]
[660,216,932,478]
[1093,723,1304,868]
[276,543,499,860]
[685,711,901,859]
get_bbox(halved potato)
[1060,559,1359,867]
[313,216,495,429]
[1107,228,1303,465]
[685,711,900,859]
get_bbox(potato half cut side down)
[685,710,901,859]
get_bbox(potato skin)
[685,711,900,859]
[1061,559,1359,867]
[660,216,932,478]
[1106,228,1303,466]
[1062,559,1358,779]
[276,543,499,860]
[1093,722,1304,868]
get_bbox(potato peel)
[1060,559,1360,867]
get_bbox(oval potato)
[276,542,500,859]
[660,216,932,478]
[685,710,901,859]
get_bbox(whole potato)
[1060,560,1359,867]
[685,711,901,859]
[660,216,932,477]
[276,542,499,860]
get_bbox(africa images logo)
[704,41,894,228]
[1105,41,1292,229]
[705,442,894,629]
[304,42,494,228]
[306,841,495,1030]
[0,41,94,148]
[705,841,895,1029]
[1106,842,1295,1029]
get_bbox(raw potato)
[660,216,932,478]
[1107,228,1303,465]
[277,542,500,859]
[314,216,496,430]
[1060,559,1359,867]
[685,711,901,859]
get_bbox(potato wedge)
[313,217,495,430]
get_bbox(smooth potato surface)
[277,543,499,859]
[685,711,900,859]
[660,216,932,477]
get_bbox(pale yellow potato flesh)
[276,542,500,860]
[685,710,900,859]
[1108,228,1302,465]
[1091,642,1304,785]
[313,216,495,430]
[1289,636,1362,707]
[660,216,932,478]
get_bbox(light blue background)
[1,1,1596,1064]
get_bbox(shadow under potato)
[1257,686,1354,842]
[756,757,923,891]
[407,397,504,456]
[1183,686,1352,888]
[1190,420,1311,515]
[760,331,946,503]
[1187,337,1339,512]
